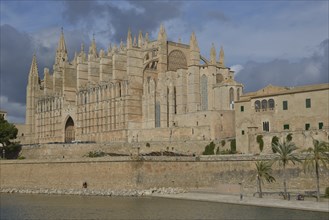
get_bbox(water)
[0,193,327,220]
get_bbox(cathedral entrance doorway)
[65,117,75,143]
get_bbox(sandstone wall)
[1,155,328,195]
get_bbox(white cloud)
[230,64,244,75]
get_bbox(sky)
[0,0,328,123]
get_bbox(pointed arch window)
[229,87,234,109]
[237,88,240,101]
[268,99,275,110]
[261,99,267,111]
[201,75,208,111]
[255,100,260,112]
[155,101,161,128]
[174,86,177,114]
[167,87,169,127]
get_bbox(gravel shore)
[0,187,186,197]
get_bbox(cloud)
[230,64,244,75]
[235,39,329,92]
[0,96,26,123]
[62,0,183,42]
[0,24,33,104]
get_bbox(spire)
[127,28,132,49]
[78,42,86,62]
[157,24,167,42]
[133,35,137,47]
[57,27,67,53]
[29,53,39,77]
[189,32,200,66]
[107,43,112,55]
[190,32,199,51]
[210,43,216,64]
[99,49,105,58]
[219,46,225,67]
[55,28,68,64]
[138,30,143,47]
[145,32,149,43]
[89,33,97,57]
[120,39,124,50]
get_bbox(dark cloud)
[0,24,33,105]
[236,39,329,92]
[62,0,183,42]
[206,11,230,22]
[0,25,90,123]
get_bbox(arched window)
[119,83,122,97]
[237,88,240,101]
[269,99,275,110]
[167,87,169,127]
[255,100,260,112]
[155,101,161,128]
[201,75,208,111]
[261,99,267,111]
[229,87,234,109]
[174,87,177,114]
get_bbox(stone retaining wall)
[1,155,328,195]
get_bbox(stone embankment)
[0,187,186,197]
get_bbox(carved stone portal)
[65,117,75,143]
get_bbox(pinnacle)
[29,53,39,76]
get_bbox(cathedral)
[25,25,243,145]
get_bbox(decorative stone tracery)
[168,50,187,71]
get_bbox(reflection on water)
[0,193,327,220]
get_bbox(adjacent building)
[235,84,329,153]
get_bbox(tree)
[286,133,293,142]
[303,139,329,202]
[0,116,20,159]
[271,136,279,153]
[257,135,264,152]
[254,161,276,198]
[272,140,301,199]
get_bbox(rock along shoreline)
[0,187,187,197]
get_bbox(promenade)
[152,190,329,213]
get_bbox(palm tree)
[303,139,329,202]
[255,161,276,198]
[272,140,301,199]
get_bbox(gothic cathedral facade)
[25,25,243,144]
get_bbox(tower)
[187,32,201,112]
[26,54,40,144]
[157,24,168,72]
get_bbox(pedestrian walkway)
[151,190,329,212]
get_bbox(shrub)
[0,143,22,159]
[18,155,26,160]
[230,139,236,153]
[286,133,293,142]
[271,136,279,153]
[221,140,226,147]
[86,151,107,158]
[256,135,264,152]
[202,141,216,155]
